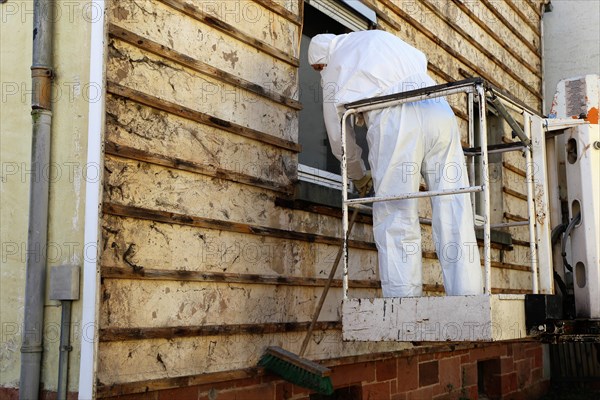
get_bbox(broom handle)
[299,204,362,357]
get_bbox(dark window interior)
[299,3,370,175]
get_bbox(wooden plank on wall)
[104,141,295,194]
[100,214,377,281]
[101,266,380,289]
[103,203,377,251]
[107,82,301,152]
[105,95,298,191]
[107,38,297,143]
[100,321,341,342]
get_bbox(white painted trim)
[298,163,346,190]
[79,1,106,399]
[341,0,376,23]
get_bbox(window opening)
[298,1,375,187]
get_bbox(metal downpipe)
[20,0,54,399]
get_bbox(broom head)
[258,346,334,395]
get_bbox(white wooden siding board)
[342,295,527,341]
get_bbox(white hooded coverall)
[308,31,483,298]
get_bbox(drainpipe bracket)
[31,66,54,110]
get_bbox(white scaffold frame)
[339,77,553,300]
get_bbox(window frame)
[297,0,376,192]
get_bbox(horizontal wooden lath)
[101,255,530,285]
[504,212,529,222]
[423,251,531,272]
[108,24,302,110]
[503,186,528,201]
[103,203,377,251]
[157,0,299,67]
[104,141,295,195]
[99,321,342,342]
[107,83,302,153]
[275,197,374,225]
[101,266,380,288]
[503,161,527,177]
[528,0,543,17]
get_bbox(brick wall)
[93,342,549,400]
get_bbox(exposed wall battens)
[109,24,302,110]
[450,0,541,77]
[503,186,529,201]
[379,0,542,102]
[480,0,541,56]
[504,162,531,179]
[98,281,530,343]
[421,0,540,94]
[107,83,301,152]
[100,260,529,286]
[101,267,380,288]
[504,212,529,222]
[505,0,541,34]
[98,293,530,343]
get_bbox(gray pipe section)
[57,301,72,400]
[20,1,54,399]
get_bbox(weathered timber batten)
[97,0,545,396]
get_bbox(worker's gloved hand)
[355,113,365,127]
[353,171,373,195]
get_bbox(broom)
[258,189,367,395]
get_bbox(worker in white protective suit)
[308,31,483,298]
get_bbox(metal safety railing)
[340,78,553,300]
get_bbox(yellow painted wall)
[0,0,92,392]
